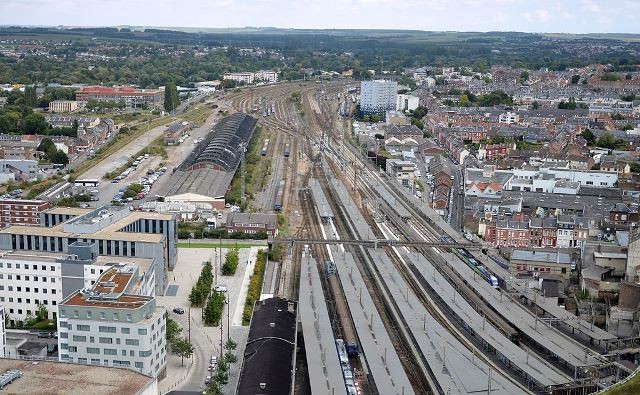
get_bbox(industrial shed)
[163,113,257,209]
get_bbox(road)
[78,96,230,207]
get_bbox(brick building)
[0,199,49,228]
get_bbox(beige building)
[48,100,79,113]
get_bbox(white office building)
[0,206,177,296]
[0,307,5,358]
[253,70,279,83]
[58,265,166,378]
[360,80,398,115]
[396,94,419,112]
[0,243,155,326]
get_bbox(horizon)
[2,0,640,35]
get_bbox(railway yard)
[218,81,639,395]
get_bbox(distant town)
[0,25,639,395]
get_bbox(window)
[126,339,139,346]
[139,350,152,357]
[68,346,77,352]
[77,325,90,331]
[99,337,113,344]
[87,311,92,319]
[121,327,130,334]
[138,328,147,335]
[91,359,100,365]
[126,314,132,322]
[73,335,86,342]
[135,362,143,369]
[103,348,117,356]
[86,347,100,354]
[99,312,105,320]
[113,313,119,321]
[98,326,116,333]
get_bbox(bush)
[189,261,213,307]
[203,291,226,326]
[221,249,239,275]
[242,250,267,325]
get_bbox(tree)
[37,137,56,154]
[72,119,79,134]
[532,101,540,110]
[203,291,225,326]
[581,129,595,145]
[596,132,616,149]
[221,249,239,275]
[24,113,47,134]
[24,86,37,108]
[458,95,470,107]
[571,75,580,84]
[36,304,48,321]
[224,338,237,350]
[519,71,529,82]
[164,81,180,112]
[173,337,194,366]
[166,316,183,347]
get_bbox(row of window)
[66,345,151,359]
[63,356,145,370]
[6,304,56,316]
[0,285,57,295]
[61,309,132,322]
[66,323,147,335]
[0,262,55,271]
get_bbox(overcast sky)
[1,0,639,34]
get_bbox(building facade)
[75,86,164,108]
[49,100,78,113]
[360,80,398,115]
[0,244,154,325]
[226,212,278,237]
[0,206,176,296]
[0,199,49,228]
[58,266,166,378]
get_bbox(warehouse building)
[165,113,257,210]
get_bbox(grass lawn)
[601,371,640,395]
[177,242,265,249]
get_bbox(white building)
[0,307,5,357]
[385,159,416,188]
[360,80,397,114]
[253,70,279,83]
[507,166,618,193]
[58,265,166,378]
[223,72,254,84]
[499,112,520,124]
[0,243,155,325]
[223,70,279,85]
[396,94,419,112]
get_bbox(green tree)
[164,81,180,112]
[173,337,194,366]
[581,129,596,145]
[532,101,540,110]
[221,249,239,275]
[519,71,529,82]
[36,304,48,321]
[166,316,183,347]
[37,137,56,154]
[459,94,470,107]
[24,86,38,108]
[571,75,580,84]
[24,113,47,134]
[596,132,616,149]
[224,338,237,350]
[203,291,226,326]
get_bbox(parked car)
[214,285,227,293]
[173,307,185,314]
[37,331,54,338]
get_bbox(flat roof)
[0,210,171,243]
[594,251,627,259]
[0,358,153,395]
[62,291,152,309]
[45,207,92,216]
[0,250,152,270]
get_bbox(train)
[261,139,269,156]
[284,143,290,158]
[451,248,499,288]
[274,180,284,211]
[326,261,359,357]
[336,339,358,395]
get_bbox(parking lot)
[157,246,260,393]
